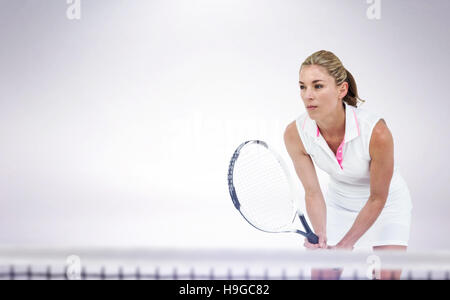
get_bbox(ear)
[339,81,349,99]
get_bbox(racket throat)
[297,214,319,244]
[298,214,313,234]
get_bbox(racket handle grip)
[306,232,319,244]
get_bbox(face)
[299,65,347,120]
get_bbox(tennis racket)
[227,140,319,244]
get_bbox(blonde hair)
[301,50,365,107]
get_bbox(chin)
[307,111,319,120]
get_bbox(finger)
[304,242,318,250]
[309,243,319,249]
[318,237,327,248]
[318,239,324,248]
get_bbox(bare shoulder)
[371,119,393,143]
[369,119,394,158]
[283,120,307,156]
[283,121,298,141]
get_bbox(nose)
[303,88,314,100]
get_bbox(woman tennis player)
[284,50,413,279]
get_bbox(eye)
[299,85,305,90]
[315,84,323,89]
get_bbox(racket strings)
[232,145,296,231]
[234,166,294,230]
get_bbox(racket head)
[228,140,299,233]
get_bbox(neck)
[316,102,346,139]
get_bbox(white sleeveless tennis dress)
[295,102,413,247]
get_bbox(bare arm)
[336,119,394,249]
[284,121,327,246]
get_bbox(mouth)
[307,106,318,110]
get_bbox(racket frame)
[228,140,318,244]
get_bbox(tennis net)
[0,247,449,280]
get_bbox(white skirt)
[325,184,413,248]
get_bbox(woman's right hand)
[304,234,327,250]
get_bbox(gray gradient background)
[0,0,449,250]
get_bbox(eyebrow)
[299,80,324,84]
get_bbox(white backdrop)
[0,0,449,251]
